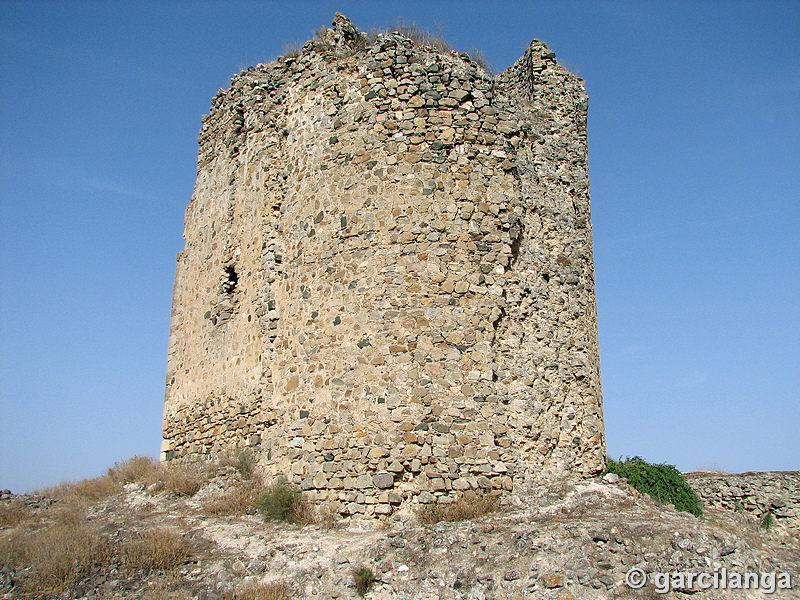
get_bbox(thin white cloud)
[603,344,642,362]
[673,370,709,390]
[43,160,158,203]
[79,174,157,203]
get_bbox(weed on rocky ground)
[351,566,375,596]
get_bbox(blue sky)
[1,1,797,493]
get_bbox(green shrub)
[352,566,375,596]
[760,510,774,530]
[216,449,258,480]
[258,475,312,523]
[225,449,257,480]
[605,456,703,517]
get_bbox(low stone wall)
[686,471,800,527]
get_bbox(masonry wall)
[687,471,800,529]
[162,15,605,516]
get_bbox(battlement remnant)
[162,14,605,516]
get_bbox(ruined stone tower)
[162,15,604,516]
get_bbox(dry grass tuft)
[0,528,30,569]
[68,475,121,501]
[141,588,196,600]
[281,42,302,59]
[376,18,453,54]
[123,528,191,572]
[145,462,206,497]
[137,575,197,600]
[41,474,121,507]
[108,455,159,483]
[0,498,32,527]
[369,19,495,75]
[235,580,290,600]
[465,47,496,76]
[35,474,121,521]
[289,494,317,526]
[417,490,498,524]
[313,502,338,529]
[201,479,264,516]
[0,520,111,594]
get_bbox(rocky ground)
[1,463,798,600]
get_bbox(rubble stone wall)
[162,14,605,517]
[687,471,800,527]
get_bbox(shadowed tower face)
[162,14,604,516]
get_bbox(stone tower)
[162,15,604,516]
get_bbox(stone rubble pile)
[0,491,54,510]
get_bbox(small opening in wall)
[222,265,239,295]
[542,273,550,283]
